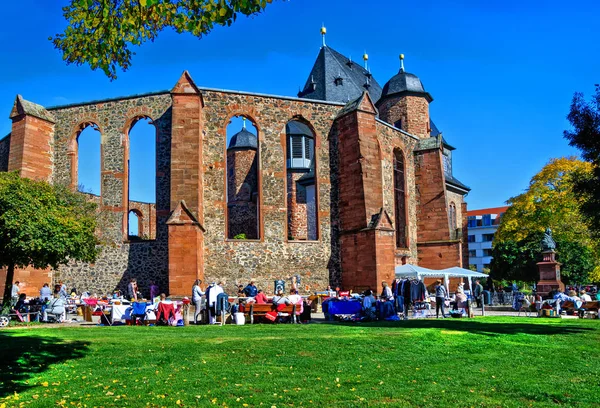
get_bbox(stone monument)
[536,228,565,295]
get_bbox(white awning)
[395,264,488,279]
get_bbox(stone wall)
[0,134,10,172]
[201,90,341,294]
[227,148,258,239]
[128,200,157,240]
[286,172,317,241]
[377,95,430,138]
[48,93,172,296]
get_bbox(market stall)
[395,264,488,294]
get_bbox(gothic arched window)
[393,149,407,248]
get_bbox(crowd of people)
[5,276,598,325]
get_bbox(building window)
[467,235,476,243]
[226,116,260,240]
[468,250,476,258]
[286,120,317,241]
[449,202,457,230]
[483,214,492,226]
[483,248,493,257]
[482,233,494,242]
[393,148,408,248]
[286,121,314,170]
[468,216,477,228]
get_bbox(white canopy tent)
[395,264,489,294]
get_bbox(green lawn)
[1,317,599,407]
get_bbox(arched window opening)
[128,209,144,240]
[393,148,408,248]
[286,120,317,241]
[226,116,259,240]
[128,117,156,240]
[76,124,101,196]
[449,202,457,239]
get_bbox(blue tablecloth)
[327,301,362,315]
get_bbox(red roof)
[467,206,509,217]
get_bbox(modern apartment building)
[467,206,508,272]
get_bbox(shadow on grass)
[321,318,595,337]
[0,332,88,398]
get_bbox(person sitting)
[14,294,27,313]
[155,293,175,325]
[40,283,52,302]
[580,290,592,302]
[237,285,245,297]
[254,290,268,304]
[378,282,396,319]
[271,290,289,306]
[362,290,376,320]
[43,294,66,322]
[363,290,376,310]
[243,280,258,298]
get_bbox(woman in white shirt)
[192,279,205,324]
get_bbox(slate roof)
[446,175,471,192]
[286,120,313,136]
[228,128,257,150]
[380,69,433,102]
[298,46,382,104]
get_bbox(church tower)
[376,55,433,138]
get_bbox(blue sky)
[1,0,598,210]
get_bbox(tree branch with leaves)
[51,0,274,80]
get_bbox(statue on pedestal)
[541,228,556,251]
[537,227,564,295]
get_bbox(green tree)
[492,157,599,284]
[51,0,274,80]
[564,85,600,238]
[0,172,99,311]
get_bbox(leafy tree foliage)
[492,157,599,284]
[51,0,274,80]
[564,85,600,238]
[0,172,99,309]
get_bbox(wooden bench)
[560,300,599,318]
[245,303,298,324]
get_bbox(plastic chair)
[131,302,148,325]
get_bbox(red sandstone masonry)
[8,115,54,181]
[337,93,395,292]
[168,72,205,295]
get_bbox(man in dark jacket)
[243,280,258,298]
[474,280,484,308]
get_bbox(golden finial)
[363,52,369,70]
[399,53,405,72]
[321,24,327,47]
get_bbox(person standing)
[243,280,258,298]
[435,280,447,318]
[474,279,484,308]
[127,279,138,302]
[58,281,68,299]
[192,279,205,324]
[11,281,20,305]
[149,281,159,300]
